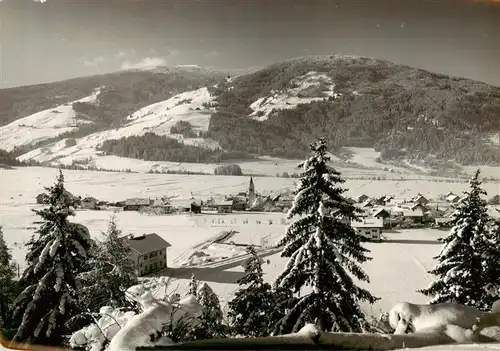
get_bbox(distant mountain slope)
[0,66,225,129]
[2,56,500,168]
[18,87,222,164]
[0,89,101,152]
[208,55,500,165]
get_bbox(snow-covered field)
[153,227,443,316]
[0,89,99,152]
[249,71,341,121]
[3,166,499,319]
[18,87,220,165]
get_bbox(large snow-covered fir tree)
[228,245,275,337]
[12,170,94,346]
[418,169,498,310]
[78,216,138,312]
[274,137,378,333]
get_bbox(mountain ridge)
[1,55,499,171]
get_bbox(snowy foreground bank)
[67,285,500,351]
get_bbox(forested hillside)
[208,56,500,165]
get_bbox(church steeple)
[248,176,256,208]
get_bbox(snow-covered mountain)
[2,56,500,168]
[18,87,221,165]
[248,71,342,121]
[0,88,101,152]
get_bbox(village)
[32,175,500,278]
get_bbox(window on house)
[150,264,153,270]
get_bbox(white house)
[351,218,384,241]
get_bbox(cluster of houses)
[63,177,295,215]
[348,192,500,241]
[34,179,499,251]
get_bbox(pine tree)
[227,245,275,337]
[0,226,20,336]
[483,219,500,301]
[418,169,496,310]
[191,283,225,340]
[188,273,199,297]
[78,216,138,312]
[12,170,94,346]
[0,225,12,267]
[273,137,378,333]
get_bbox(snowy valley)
[1,57,500,351]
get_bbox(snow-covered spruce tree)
[0,226,21,337]
[78,216,138,312]
[12,170,94,346]
[188,273,199,298]
[190,282,226,340]
[482,219,500,301]
[418,169,497,310]
[0,225,12,267]
[273,137,378,333]
[227,245,275,337]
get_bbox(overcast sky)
[1,0,499,88]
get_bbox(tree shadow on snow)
[160,267,246,284]
[382,239,441,245]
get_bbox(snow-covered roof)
[446,194,461,202]
[126,198,151,206]
[352,219,384,228]
[373,208,390,217]
[171,199,197,208]
[127,233,171,254]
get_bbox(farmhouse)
[216,199,233,213]
[412,194,429,206]
[232,195,248,211]
[373,208,391,220]
[351,219,384,241]
[124,197,151,211]
[171,199,202,214]
[402,209,424,223]
[126,233,171,277]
